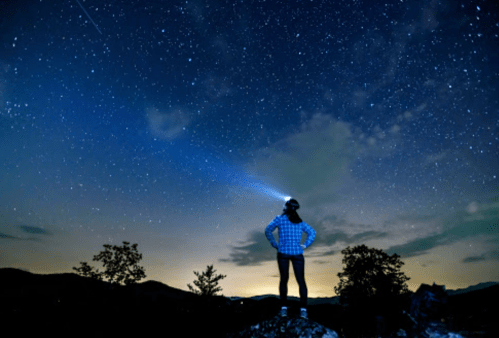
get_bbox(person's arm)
[265,218,279,249]
[302,223,316,249]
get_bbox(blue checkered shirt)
[265,215,316,255]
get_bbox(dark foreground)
[1,268,497,338]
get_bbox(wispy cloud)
[462,254,486,263]
[249,113,357,198]
[247,112,410,211]
[463,250,499,263]
[0,225,52,241]
[19,225,52,235]
[146,106,190,140]
[0,232,17,240]
[219,230,275,266]
[387,201,499,258]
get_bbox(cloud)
[463,250,499,264]
[313,220,389,248]
[201,74,233,99]
[146,106,190,140]
[0,232,17,240]
[466,202,479,214]
[219,230,275,266]
[462,254,486,263]
[250,113,357,198]
[248,112,409,207]
[386,233,445,258]
[19,225,52,235]
[386,201,499,258]
[0,225,52,241]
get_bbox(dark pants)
[277,252,307,308]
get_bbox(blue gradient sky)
[1,0,498,297]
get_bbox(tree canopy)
[187,264,226,296]
[334,244,410,308]
[73,241,146,286]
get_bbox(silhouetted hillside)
[446,282,499,296]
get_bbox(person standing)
[265,198,316,319]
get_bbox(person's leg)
[291,254,307,309]
[277,252,290,309]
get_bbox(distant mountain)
[230,294,341,305]
[445,281,499,296]
[231,281,499,305]
[0,267,197,300]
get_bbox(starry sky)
[1,0,498,298]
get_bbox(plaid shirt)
[265,215,316,255]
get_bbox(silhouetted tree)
[72,261,103,281]
[334,245,410,337]
[73,241,146,286]
[187,264,226,296]
[335,244,410,307]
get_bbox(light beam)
[155,138,290,202]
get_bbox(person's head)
[283,198,300,213]
[282,198,302,223]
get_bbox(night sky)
[1,0,498,298]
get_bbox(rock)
[228,316,339,338]
[423,322,465,338]
[410,283,448,326]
